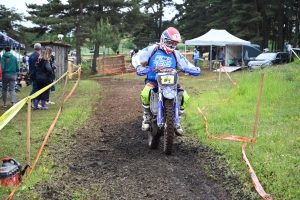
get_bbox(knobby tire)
[163,99,174,155]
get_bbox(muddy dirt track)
[33,76,258,200]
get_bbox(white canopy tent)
[184,29,251,70]
[0,50,23,62]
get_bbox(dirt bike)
[147,66,183,155]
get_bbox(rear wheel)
[163,99,174,155]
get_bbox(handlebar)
[151,66,182,73]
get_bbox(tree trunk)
[293,1,299,47]
[75,3,83,66]
[277,0,284,51]
[259,0,268,50]
[91,42,100,74]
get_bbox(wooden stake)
[252,74,264,141]
[218,63,222,86]
[26,99,31,165]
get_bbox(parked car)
[248,52,291,70]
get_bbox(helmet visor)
[165,39,178,50]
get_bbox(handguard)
[184,67,201,76]
[136,65,150,76]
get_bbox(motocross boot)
[175,109,184,136]
[142,104,152,131]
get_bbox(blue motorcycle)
[148,67,183,155]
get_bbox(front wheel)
[163,99,174,155]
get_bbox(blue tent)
[0,32,25,50]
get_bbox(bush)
[81,62,91,70]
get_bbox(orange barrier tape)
[199,75,218,81]
[119,72,136,76]
[220,64,240,88]
[101,65,135,76]
[99,63,125,67]
[103,68,120,75]
[200,97,232,111]
[197,106,272,199]
[197,107,252,142]
[103,66,124,71]
[242,143,273,200]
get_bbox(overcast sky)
[2,0,182,27]
[2,0,67,27]
[3,0,67,13]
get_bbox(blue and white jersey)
[132,44,200,80]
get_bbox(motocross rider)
[131,27,201,136]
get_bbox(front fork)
[157,92,164,128]
[157,90,180,128]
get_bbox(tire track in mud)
[34,77,256,200]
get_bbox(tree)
[129,0,177,47]
[83,0,130,72]
[90,18,119,73]
[0,5,27,48]
[175,0,213,40]
[230,0,263,44]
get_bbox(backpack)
[22,56,26,63]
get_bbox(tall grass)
[181,61,300,199]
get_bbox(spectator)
[73,56,78,72]
[71,50,76,57]
[286,42,291,54]
[218,47,225,66]
[208,47,216,61]
[34,47,54,110]
[238,51,243,66]
[131,46,139,57]
[28,43,42,107]
[22,51,29,73]
[192,47,201,67]
[0,54,2,80]
[116,51,120,56]
[1,46,19,107]
[197,46,204,55]
[46,51,56,105]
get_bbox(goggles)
[164,39,178,49]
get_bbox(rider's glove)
[187,67,201,76]
[194,67,200,71]
[136,65,149,76]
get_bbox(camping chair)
[227,59,236,66]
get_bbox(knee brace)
[180,90,190,110]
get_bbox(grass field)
[180,61,300,199]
